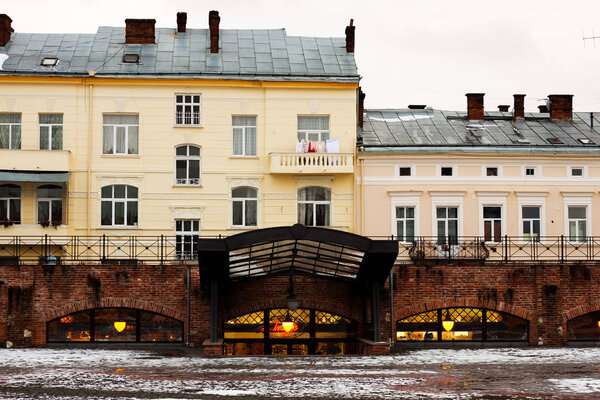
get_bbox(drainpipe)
[186,265,191,347]
[389,269,394,348]
[86,80,93,236]
[360,157,365,234]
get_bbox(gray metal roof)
[0,27,358,82]
[360,109,600,154]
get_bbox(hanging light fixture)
[597,320,600,329]
[442,310,454,332]
[281,311,296,333]
[114,312,126,333]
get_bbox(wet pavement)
[0,348,599,399]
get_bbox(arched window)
[298,187,330,226]
[0,184,21,223]
[101,185,138,226]
[567,310,600,341]
[37,185,63,225]
[232,187,257,227]
[175,145,201,185]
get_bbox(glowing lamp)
[114,321,127,333]
[282,320,296,333]
[598,320,600,329]
[442,320,455,332]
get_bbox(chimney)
[548,94,573,121]
[125,19,156,44]
[466,93,485,120]
[408,105,427,110]
[513,94,525,119]
[358,87,365,128]
[345,19,355,53]
[0,14,13,47]
[498,105,510,112]
[177,12,187,33]
[209,10,220,53]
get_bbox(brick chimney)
[358,87,365,128]
[125,19,156,44]
[466,93,485,120]
[513,94,525,119]
[177,12,187,33]
[209,10,220,53]
[345,19,355,53]
[548,94,573,121]
[0,14,13,47]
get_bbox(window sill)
[101,154,141,158]
[173,125,203,128]
[229,226,259,231]
[230,156,259,159]
[172,184,203,188]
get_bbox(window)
[39,114,63,150]
[399,167,412,176]
[440,167,453,176]
[486,167,498,177]
[0,114,21,149]
[122,54,139,63]
[175,95,201,126]
[395,207,415,242]
[297,116,329,142]
[102,115,138,155]
[525,167,536,176]
[232,187,257,227]
[0,184,20,223]
[176,220,199,260]
[37,185,63,225]
[522,206,540,241]
[568,206,587,242]
[100,185,138,227]
[436,207,458,244]
[41,57,59,66]
[298,187,331,227]
[483,206,502,242]
[175,145,201,185]
[571,167,584,177]
[232,116,257,156]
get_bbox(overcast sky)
[4,0,600,112]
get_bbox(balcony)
[270,153,354,174]
[0,149,70,172]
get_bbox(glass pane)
[175,220,182,231]
[578,221,586,239]
[436,208,446,219]
[232,201,243,225]
[232,128,243,155]
[115,202,125,225]
[40,126,49,149]
[101,186,112,198]
[126,186,138,199]
[51,125,63,150]
[189,160,200,179]
[127,201,137,226]
[103,115,138,125]
[127,126,138,154]
[52,200,62,222]
[0,200,7,220]
[245,127,256,156]
[245,200,257,226]
[298,116,329,130]
[176,160,187,180]
[522,206,540,219]
[9,199,20,222]
[483,207,501,219]
[38,185,62,198]
[0,114,21,123]
[448,208,457,218]
[39,114,63,124]
[232,187,257,198]
[94,308,136,342]
[140,311,182,342]
[102,127,113,154]
[486,311,528,341]
[176,146,187,156]
[567,310,600,340]
[532,220,540,237]
[11,125,21,149]
[569,221,577,240]
[116,127,126,154]
[188,145,200,156]
[315,204,330,226]
[406,207,414,218]
[38,201,49,223]
[114,185,126,198]
[523,221,530,235]
[448,220,458,237]
[441,308,483,341]
[437,221,446,239]
[396,207,404,218]
[101,201,112,225]
[269,309,310,339]
[47,310,91,342]
[298,203,312,226]
[568,207,586,219]
[397,221,404,240]
[0,125,9,148]
[406,220,415,242]
[0,184,20,197]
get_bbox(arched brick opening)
[223,299,356,323]
[563,301,600,322]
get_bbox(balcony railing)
[270,153,354,174]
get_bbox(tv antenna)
[583,29,600,48]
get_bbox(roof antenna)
[583,28,599,49]
[591,112,594,129]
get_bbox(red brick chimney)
[0,14,13,47]
[345,19,355,53]
[125,19,156,44]
[177,12,187,33]
[513,94,525,119]
[358,87,365,128]
[548,94,573,121]
[209,10,220,53]
[466,93,485,120]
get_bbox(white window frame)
[562,192,592,243]
[0,114,21,150]
[482,205,503,243]
[439,165,455,177]
[483,166,501,177]
[0,184,21,223]
[232,115,257,157]
[390,191,420,242]
[175,94,202,127]
[396,166,414,177]
[175,219,200,260]
[477,192,508,243]
[297,115,330,142]
[297,186,331,227]
[39,114,63,150]
[174,145,201,186]
[430,192,464,239]
[102,115,138,155]
[523,166,538,177]
[570,166,585,178]
[36,185,63,224]
[231,187,258,228]
[100,185,139,227]
[516,192,547,242]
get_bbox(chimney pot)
[466,93,485,120]
[408,105,427,110]
[125,19,156,44]
[513,94,525,119]
[548,94,573,121]
[0,14,13,47]
[358,87,366,128]
[345,19,355,53]
[209,10,220,53]
[538,105,548,113]
[177,12,187,33]
[498,105,510,112]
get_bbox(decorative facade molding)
[226,176,263,190]
[142,193,228,200]
[262,193,295,200]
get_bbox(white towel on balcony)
[325,137,339,153]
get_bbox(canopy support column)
[371,279,381,342]
[210,275,219,342]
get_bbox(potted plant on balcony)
[51,220,62,228]
[40,220,50,228]
[1,219,13,228]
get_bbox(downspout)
[186,265,191,347]
[360,157,365,234]
[389,269,394,349]
[86,80,93,236]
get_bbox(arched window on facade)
[232,187,257,227]
[298,187,330,226]
[37,185,63,225]
[175,145,201,185]
[567,310,600,341]
[0,184,21,224]
[100,185,138,226]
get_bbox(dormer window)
[122,54,140,64]
[41,57,59,66]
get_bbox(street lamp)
[442,310,454,332]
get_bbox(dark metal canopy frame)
[198,224,398,345]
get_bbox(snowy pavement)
[1,348,599,399]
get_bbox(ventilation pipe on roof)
[408,105,427,110]
[548,94,573,121]
[177,12,187,33]
[209,10,220,53]
[0,14,13,47]
[125,19,156,44]
[466,93,485,120]
[358,87,365,128]
[345,19,355,53]
[513,94,525,119]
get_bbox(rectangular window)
[297,116,329,142]
[525,167,536,176]
[486,167,498,176]
[176,220,199,260]
[522,206,540,241]
[436,207,458,244]
[0,114,21,149]
[232,116,257,156]
[483,206,502,242]
[571,167,584,177]
[395,207,415,242]
[39,114,63,150]
[102,115,139,155]
[399,167,412,176]
[568,206,587,242]
[440,167,453,176]
[175,95,201,126]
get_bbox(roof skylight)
[41,57,59,66]
[122,54,140,63]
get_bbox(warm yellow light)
[114,321,127,332]
[598,321,600,329]
[442,320,455,332]
[281,320,295,333]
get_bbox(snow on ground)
[548,378,600,394]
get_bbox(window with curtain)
[175,145,201,185]
[436,207,458,244]
[0,113,21,149]
[483,206,502,242]
[298,187,330,226]
[100,185,138,226]
[522,206,541,241]
[176,220,200,260]
[232,187,257,227]
[39,114,63,150]
[37,185,63,224]
[568,206,587,242]
[0,184,21,223]
[232,116,257,156]
[102,115,139,155]
[395,206,415,242]
[297,116,329,142]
